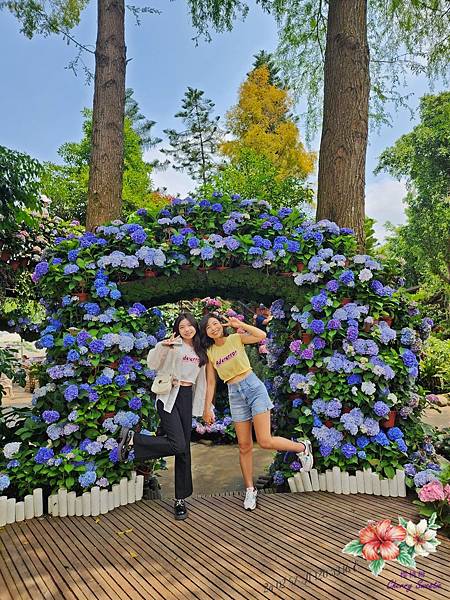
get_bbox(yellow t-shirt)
[207,333,252,383]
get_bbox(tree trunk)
[316,0,369,249]
[86,0,126,231]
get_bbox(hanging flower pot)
[382,410,397,428]
[302,333,313,344]
[101,412,115,423]
[144,269,157,278]
[343,407,352,414]
[341,297,352,305]
[324,420,334,428]
[75,292,89,302]
[110,361,119,369]
[380,316,394,327]
[297,262,305,272]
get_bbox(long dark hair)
[199,312,229,350]
[173,312,207,367]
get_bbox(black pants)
[133,386,193,500]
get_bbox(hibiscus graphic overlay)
[342,513,441,576]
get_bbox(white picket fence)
[287,467,406,497]
[0,472,144,526]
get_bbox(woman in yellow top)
[199,314,313,511]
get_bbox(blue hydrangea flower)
[341,443,357,458]
[34,447,54,464]
[0,474,11,491]
[42,410,60,424]
[373,401,390,417]
[79,471,97,488]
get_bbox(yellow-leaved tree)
[221,64,315,181]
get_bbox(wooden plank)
[0,542,22,600]
[31,517,108,599]
[70,511,181,600]
[130,501,255,600]
[1,491,448,600]
[104,504,217,600]
[288,492,450,587]
[21,518,89,600]
[0,528,34,600]
[4,525,54,599]
[281,492,450,578]
[43,516,130,600]
[261,492,450,593]
[196,494,376,600]
[157,498,302,600]
[210,492,418,600]
[133,500,261,600]
[258,493,449,599]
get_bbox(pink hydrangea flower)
[418,480,446,502]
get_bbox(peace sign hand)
[224,316,243,329]
[162,333,182,346]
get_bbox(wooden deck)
[1,491,449,600]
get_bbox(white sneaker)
[244,487,258,511]
[297,439,314,472]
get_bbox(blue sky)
[0,1,444,240]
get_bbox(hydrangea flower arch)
[0,193,433,499]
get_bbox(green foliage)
[0,145,44,233]
[250,49,285,88]
[364,216,378,255]
[42,106,158,224]
[161,87,223,186]
[419,335,450,393]
[376,92,450,285]
[120,266,306,307]
[186,0,449,140]
[1,0,88,38]
[200,148,313,208]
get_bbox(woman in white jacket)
[118,312,207,520]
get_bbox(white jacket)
[146,341,206,417]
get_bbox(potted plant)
[381,409,397,428]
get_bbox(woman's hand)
[203,405,215,425]
[161,333,181,346]
[224,316,243,329]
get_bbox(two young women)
[119,311,313,519]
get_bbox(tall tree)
[86,0,126,230]
[221,63,315,181]
[3,0,128,230]
[315,1,368,246]
[186,0,449,248]
[161,87,222,186]
[42,100,160,223]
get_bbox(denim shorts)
[227,371,274,422]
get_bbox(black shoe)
[118,427,133,462]
[174,499,188,520]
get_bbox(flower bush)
[0,191,437,506]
